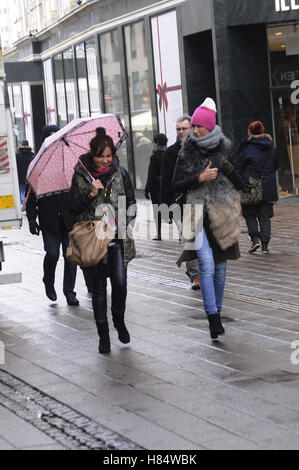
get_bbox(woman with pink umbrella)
[69,127,136,354]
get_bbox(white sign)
[275,0,299,11]
[151,11,183,145]
[290,80,299,104]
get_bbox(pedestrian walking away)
[26,125,79,306]
[172,98,244,340]
[69,127,136,354]
[145,133,168,241]
[16,140,35,204]
[237,121,279,255]
[160,115,201,290]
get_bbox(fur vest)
[173,134,241,264]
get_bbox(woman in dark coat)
[69,127,136,354]
[237,121,279,254]
[145,133,168,240]
[172,98,244,340]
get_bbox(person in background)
[172,98,244,340]
[160,115,201,290]
[69,127,136,354]
[145,133,168,240]
[26,125,79,306]
[16,140,35,204]
[237,120,279,255]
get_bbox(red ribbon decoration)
[157,82,182,112]
[157,82,169,111]
[24,111,31,126]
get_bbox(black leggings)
[83,243,127,325]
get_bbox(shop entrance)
[268,23,299,196]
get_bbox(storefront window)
[124,21,153,189]
[75,43,89,118]
[268,23,299,196]
[11,85,25,147]
[99,30,128,170]
[63,47,78,122]
[43,59,57,125]
[86,38,101,116]
[54,53,67,127]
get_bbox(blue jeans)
[19,184,25,203]
[196,229,226,315]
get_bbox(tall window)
[10,85,25,147]
[75,43,89,117]
[43,59,57,125]
[100,30,128,169]
[54,53,67,127]
[86,38,101,115]
[63,47,78,122]
[124,21,153,189]
[268,22,299,196]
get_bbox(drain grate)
[0,369,142,450]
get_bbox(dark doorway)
[183,31,216,115]
[31,84,46,152]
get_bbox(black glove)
[144,191,150,200]
[29,220,40,235]
[221,159,234,176]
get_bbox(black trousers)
[42,228,77,296]
[243,201,274,244]
[83,243,127,326]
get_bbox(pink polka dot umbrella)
[27,114,127,198]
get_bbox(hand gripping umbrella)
[27,114,127,198]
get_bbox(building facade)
[1,0,299,194]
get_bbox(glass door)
[268,22,299,196]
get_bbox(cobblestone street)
[0,196,299,450]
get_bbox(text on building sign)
[275,0,299,11]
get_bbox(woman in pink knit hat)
[172,98,244,340]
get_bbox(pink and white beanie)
[191,98,217,131]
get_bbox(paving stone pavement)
[0,196,299,450]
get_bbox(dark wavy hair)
[248,121,265,135]
[89,127,116,156]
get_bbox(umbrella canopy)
[27,114,127,198]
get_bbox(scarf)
[189,125,224,151]
[84,156,115,179]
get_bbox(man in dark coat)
[26,125,79,305]
[16,140,35,203]
[160,116,201,290]
[237,121,279,254]
[145,133,168,240]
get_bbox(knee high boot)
[112,312,130,344]
[96,322,110,354]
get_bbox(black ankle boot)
[207,315,219,340]
[96,323,111,354]
[215,313,225,335]
[261,243,269,254]
[43,282,57,301]
[113,320,130,344]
